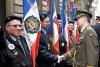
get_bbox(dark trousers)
[98,41,100,67]
[55,60,72,67]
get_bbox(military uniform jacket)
[1,34,32,67]
[36,30,58,67]
[75,26,99,67]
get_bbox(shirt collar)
[41,28,46,34]
[9,35,19,41]
[81,24,89,32]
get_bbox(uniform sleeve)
[85,30,99,66]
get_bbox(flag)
[71,1,79,42]
[23,0,41,67]
[46,0,53,35]
[46,12,52,35]
[73,21,79,42]
[71,2,75,22]
[52,0,59,55]
[61,0,70,53]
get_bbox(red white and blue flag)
[71,1,79,42]
[52,0,59,55]
[61,0,70,53]
[23,0,41,67]
[71,1,75,22]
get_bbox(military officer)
[73,10,99,67]
[0,16,32,67]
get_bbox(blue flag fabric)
[52,0,59,55]
[61,0,70,52]
[23,0,35,17]
[71,2,76,22]
[46,12,52,34]
[61,0,68,34]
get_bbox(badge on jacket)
[8,44,18,55]
[8,44,15,50]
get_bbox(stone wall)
[6,0,45,17]
[6,0,23,17]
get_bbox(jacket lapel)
[19,36,32,67]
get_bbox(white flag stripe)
[24,1,40,21]
[53,23,59,44]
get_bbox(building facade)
[0,0,23,22]
[0,0,48,21]
[0,0,97,23]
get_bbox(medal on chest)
[8,44,18,55]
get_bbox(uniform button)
[61,43,64,46]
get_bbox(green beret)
[75,10,92,20]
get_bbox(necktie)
[16,38,28,66]
[16,38,26,57]
[16,38,23,48]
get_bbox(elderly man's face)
[6,20,23,37]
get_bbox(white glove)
[57,55,65,63]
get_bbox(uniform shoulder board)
[87,27,94,31]
[87,27,96,36]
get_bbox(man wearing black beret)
[0,16,32,67]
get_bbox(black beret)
[67,17,74,24]
[4,16,22,25]
[68,21,74,24]
[75,10,92,20]
[40,14,47,22]
[57,14,61,20]
[96,16,100,20]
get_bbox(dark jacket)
[36,30,58,67]
[0,32,32,67]
[92,23,100,67]
[59,33,67,55]
[92,23,100,43]
[0,30,6,67]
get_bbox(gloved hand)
[61,47,75,60]
[57,55,64,63]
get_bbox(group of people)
[0,10,100,67]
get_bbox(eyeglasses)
[8,24,23,27]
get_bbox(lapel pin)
[8,44,15,50]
